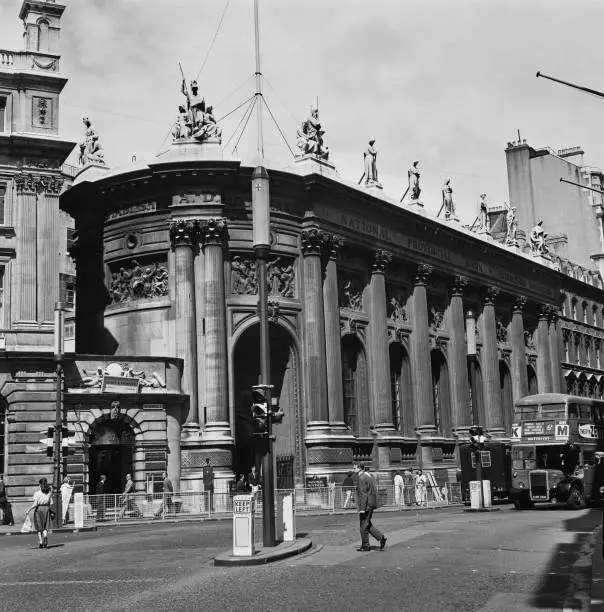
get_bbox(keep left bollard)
[232,495,255,557]
[74,492,84,529]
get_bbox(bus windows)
[514,405,539,420]
[568,403,579,419]
[512,446,536,470]
[540,403,566,420]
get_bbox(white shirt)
[394,474,404,487]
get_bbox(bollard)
[282,493,296,542]
[74,492,84,529]
[232,495,255,557]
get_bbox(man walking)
[95,475,106,522]
[356,463,386,552]
[202,458,214,513]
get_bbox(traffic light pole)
[256,246,276,547]
[475,450,484,510]
[53,302,66,529]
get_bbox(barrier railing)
[76,483,461,527]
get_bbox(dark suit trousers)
[359,509,384,547]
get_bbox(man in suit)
[95,475,106,522]
[356,463,386,552]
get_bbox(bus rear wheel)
[568,486,586,510]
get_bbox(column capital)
[538,304,557,321]
[169,218,201,250]
[323,233,345,260]
[512,295,527,313]
[200,218,229,248]
[14,172,63,195]
[450,274,468,297]
[483,286,500,306]
[300,226,324,256]
[414,263,433,285]
[371,249,393,274]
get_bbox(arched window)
[389,344,412,435]
[37,19,49,52]
[500,361,513,434]
[341,335,369,436]
[527,365,538,395]
[593,306,599,327]
[583,301,589,324]
[431,350,451,435]
[0,400,5,475]
[571,298,578,320]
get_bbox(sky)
[2,0,604,223]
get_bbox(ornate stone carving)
[406,161,421,202]
[504,202,519,246]
[363,140,381,188]
[110,400,121,420]
[79,117,106,166]
[562,328,572,343]
[529,221,549,257]
[371,249,392,274]
[296,106,329,160]
[450,275,468,296]
[388,294,408,324]
[323,233,344,260]
[524,330,536,350]
[109,259,168,304]
[231,255,295,298]
[200,218,229,248]
[496,319,508,344]
[33,96,52,127]
[174,80,222,143]
[267,300,280,322]
[513,295,527,313]
[169,219,200,250]
[414,263,433,285]
[440,177,456,220]
[81,363,166,390]
[483,286,500,305]
[14,173,63,195]
[300,226,324,256]
[339,276,363,311]
[429,306,445,331]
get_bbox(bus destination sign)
[512,420,569,442]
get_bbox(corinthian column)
[480,287,504,436]
[169,218,200,433]
[509,296,528,402]
[368,249,394,430]
[447,275,471,430]
[323,234,345,427]
[537,305,553,393]
[14,174,39,323]
[200,218,230,433]
[548,308,563,393]
[410,264,436,435]
[301,227,329,429]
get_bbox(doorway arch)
[499,361,513,433]
[341,334,369,437]
[527,364,538,395]
[232,322,300,488]
[468,357,484,426]
[431,349,451,435]
[88,419,135,495]
[0,399,6,475]
[389,343,413,435]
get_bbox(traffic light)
[469,426,486,452]
[251,389,269,432]
[61,426,76,456]
[269,397,284,424]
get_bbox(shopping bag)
[20,514,34,533]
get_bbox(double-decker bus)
[511,393,604,509]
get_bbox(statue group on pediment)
[81,363,166,389]
[529,220,549,257]
[504,202,519,246]
[79,117,106,166]
[231,255,295,298]
[388,295,408,325]
[172,79,222,144]
[340,278,364,311]
[296,106,329,160]
[429,306,445,331]
[109,260,168,304]
[496,320,509,343]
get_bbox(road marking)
[0,579,159,586]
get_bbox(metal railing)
[72,483,462,527]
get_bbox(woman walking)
[25,478,53,548]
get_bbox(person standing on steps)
[355,463,387,552]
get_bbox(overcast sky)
[2,0,604,224]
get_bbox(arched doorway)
[499,361,513,433]
[527,365,538,395]
[389,343,413,435]
[233,322,299,488]
[0,399,6,475]
[468,357,484,426]
[341,334,369,437]
[88,420,135,495]
[431,349,451,435]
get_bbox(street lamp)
[53,302,67,528]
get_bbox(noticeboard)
[306,476,328,489]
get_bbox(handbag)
[49,508,56,521]
[21,514,34,533]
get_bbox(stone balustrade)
[0,49,60,72]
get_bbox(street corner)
[213,537,312,567]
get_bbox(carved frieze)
[80,362,166,390]
[231,255,296,298]
[14,173,63,195]
[524,330,536,350]
[388,293,409,325]
[109,259,168,304]
[496,319,509,344]
[339,274,364,311]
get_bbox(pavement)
[0,504,600,611]
[591,514,604,611]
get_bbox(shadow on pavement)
[529,506,601,609]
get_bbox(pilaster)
[537,305,553,393]
[548,307,563,393]
[509,296,528,402]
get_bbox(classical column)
[548,308,563,393]
[166,403,183,493]
[37,175,64,323]
[301,227,329,429]
[368,249,394,430]
[410,264,436,435]
[509,296,528,402]
[169,219,200,433]
[480,287,504,436]
[446,275,471,430]
[14,174,39,323]
[537,305,553,393]
[194,243,206,426]
[322,233,345,427]
[200,218,230,433]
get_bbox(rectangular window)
[65,283,75,308]
[0,266,5,327]
[0,184,5,225]
[0,97,5,132]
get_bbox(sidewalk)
[592,525,604,611]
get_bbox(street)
[0,505,600,612]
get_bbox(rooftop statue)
[296,107,329,160]
[504,202,519,246]
[440,177,456,220]
[408,161,421,201]
[78,117,106,166]
[477,193,489,233]
[529,220,549,257]
[173,79,222,144]
[363,139,380,187]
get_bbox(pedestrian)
[119,473,140,519]
[95,475,106,522]
[394,471,404,507]
[248,465,260,499]
[403,468,415,506]
[25,477,53,549]
[155,471,174,517]
[202,458,215,513]
[356,463,386,552]
[342,471,355,509]
[60,476,74,526]
[415,470,428,507]
[0,475,13,526]
[235,474,248,494]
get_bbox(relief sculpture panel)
[109,258,168,304]
[231,254,296,298]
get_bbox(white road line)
[0,579,158,586]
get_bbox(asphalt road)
[0,505,600,612]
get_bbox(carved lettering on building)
[407,239,453,263]
[109,259,168,304]
[339,214,390,240]
[32,96,52,128]
[106,202,157,222]
[176,191,221,205]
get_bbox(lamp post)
[53,302,66,528]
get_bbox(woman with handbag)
[25,478,53,549]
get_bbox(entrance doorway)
[89,420,134,495]
[233,323,299,487]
